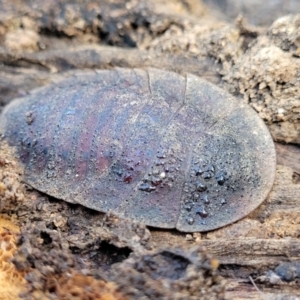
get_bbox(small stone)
[192,232,201,243]
[185,234,193,241]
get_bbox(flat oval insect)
[0,68,276,232]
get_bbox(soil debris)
[0,144,26,300]
[110,247,225,300]
[0,144,225,299]
[12,215,225,299]
[1,0,300,299]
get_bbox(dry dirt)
[0,0,300,299]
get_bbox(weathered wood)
[0,45,219,81]
[1,0,300,299]
[203,0,300,26]
[275,143,300,174]
[0,45,220,106]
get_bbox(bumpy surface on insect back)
[0,68,276,232]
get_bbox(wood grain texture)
[1,0,299,298]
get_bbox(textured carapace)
[0,68,276,232]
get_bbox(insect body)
[0,68,276,232]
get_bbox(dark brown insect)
[0,68,276,232]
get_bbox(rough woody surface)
[0,0,300,299]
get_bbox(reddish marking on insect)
[123,173,133,183]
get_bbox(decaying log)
[0,1,300,299]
